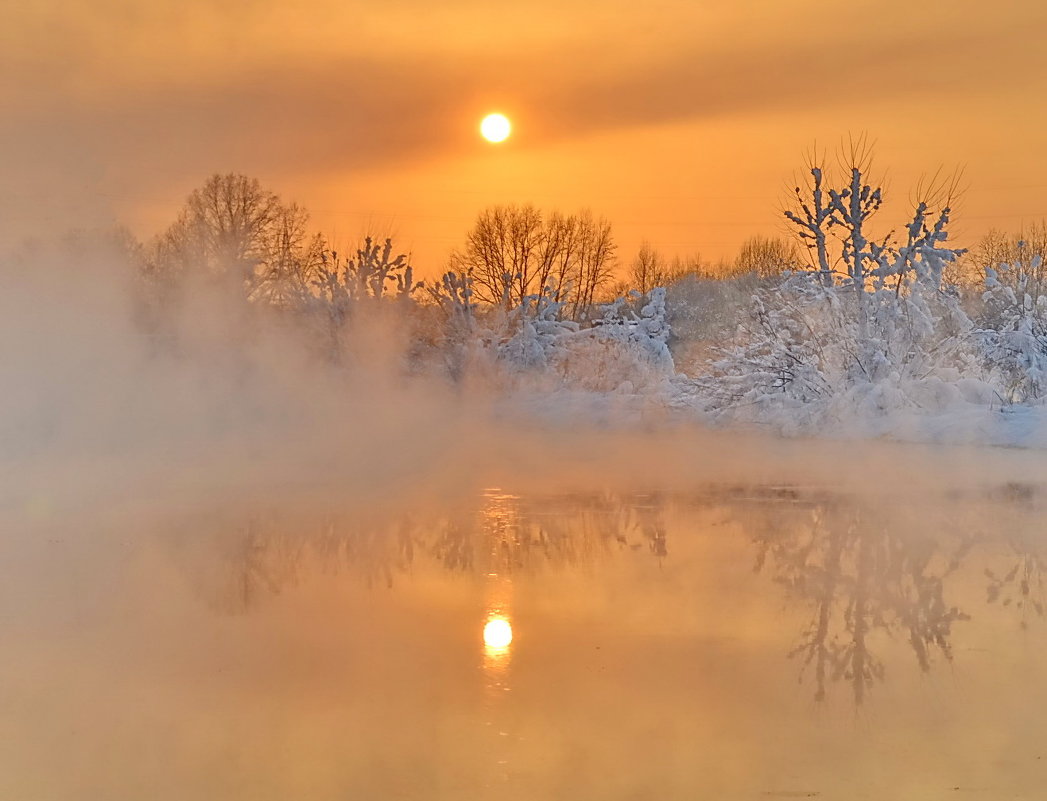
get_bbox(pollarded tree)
[784,137,887,301]
[784,139,965,301]
[784,147,836,286]
[703,144,972,427]
[295,235,419,363]
[309,236,418,309]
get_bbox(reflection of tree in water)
[181,485,1047,705]
[430,490,669,573]
[747,488,1047,703]
[748,501,973,705]
[986,552,1046,625]
[178,515,308,614]
[186,492,669,612]
[983,486,1047,628]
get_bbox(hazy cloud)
[2,0,1046,243]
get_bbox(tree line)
[136,172,841,320]
[140,174,621,321]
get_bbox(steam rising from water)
[5,238,1047,544]
[5,241,1047,798]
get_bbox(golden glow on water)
[483,617,513,651]
[14,487,1047,798]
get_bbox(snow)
[402,259,1047,451]
[16,214,1047,456]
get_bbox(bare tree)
[150,174,321,304]
[252,203,316,306]
[971,221,1047,297]
[569,211,616,318]
[535,211,580,303]
[630,241,664,294]
[734,235,802,277]
[627,244,710,294]
[450,205,543,308]
[450,204,616,318]
[160,175,278,277]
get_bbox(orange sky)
[3,0,1047,274]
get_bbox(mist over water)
[5,480,1047,799]
[5,241,1047,799]
[4,237,1043,517]
[8,0,1047,792]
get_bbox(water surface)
[3,484,1046,799]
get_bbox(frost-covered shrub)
[498,291,579,371]
[975,263,1047,404]
[594,286,672,365]
[699,151,993,432]
[545,287,674,391]
[545,327,670,392]
[664,273,781,377]
[700,272,981,429]
[412,271,678,392]
[481,285,676,392]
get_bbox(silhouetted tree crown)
[450,204,616,318]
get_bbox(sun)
[480,113,511,143]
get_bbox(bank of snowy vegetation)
[17,157,1047,451]
[419,161,1047,447]
[409,158,1047,447]
[678,157,1047,446]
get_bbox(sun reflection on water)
[483,616,513,654]
[480,488,518,663]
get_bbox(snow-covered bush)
[498,290,579,370]
[700,275,841,414]
[975,262,1047,404]
[700,271,980,431]
[494,285,675,391]
[665,272,774,369]
[546,287,674,391]
[419,274,676,393]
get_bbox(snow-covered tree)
[784,141,965,299]
[701,208,975,432]
[295,236,419,363]
[699,143,976,431]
